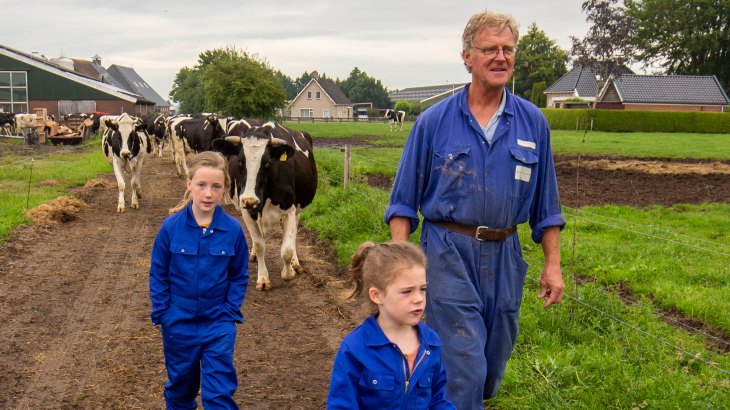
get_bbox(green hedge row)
[541,108,730,133]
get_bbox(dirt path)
[0,155,354,409]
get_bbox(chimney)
[311,71,319,80]
[92,54,102,65]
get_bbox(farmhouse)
[544,65,635,109]
[595,75,729,112]
[0,44,167,117]
[289,71,352,119]
[389,83,467,107]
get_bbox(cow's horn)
[225,136,242,143]
[270,137,288,146]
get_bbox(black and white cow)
[384,109,406,132]
[141,114,168,157]
[14,114,37,136]
[212,122,317,291]
[170,115,226,177]
[0,112,14,135]
[222,118,264,209]
[65,112,101,133]
[102,113,151,212]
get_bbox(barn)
[0,44,157,117]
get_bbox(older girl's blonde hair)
[349,241,427,319]
[169,151,231,215]
[461,10,520,73]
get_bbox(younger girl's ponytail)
[349,242,376,298]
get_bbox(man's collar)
[459,83,515,117]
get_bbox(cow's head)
[212,123,296,215]
[106,114,147,160]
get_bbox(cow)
[0,113,14,135]
[65,112,101,133]
[211,121,317,291]
[170,115,226,177]
[222,118,264,209]
[384,109,405,131]
[141,114,168,157]
[101,113,151,212]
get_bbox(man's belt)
[426,219,517,242]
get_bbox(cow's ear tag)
[279,152,287,161]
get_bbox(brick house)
[544,65,634,109]
[289,71,352,118]
[595,75,729,112]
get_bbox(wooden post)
[576,117,579,131]
[344,145,351,188]
[590,119,594,131]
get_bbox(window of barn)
[0,72,28,114]
[307,91,312,99]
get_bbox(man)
[385,10,566,408]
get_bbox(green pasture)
[305,147,730,408]
[0,138,110,243]
[284,121,412,146]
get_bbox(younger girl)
[149,152,249,410]
[327,241,455,410]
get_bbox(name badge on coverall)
[515,166,531,182]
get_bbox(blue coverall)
[150,203,249,410]
[327,316,456,410]
[385,85,566,408]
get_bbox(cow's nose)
[242,198,259,210]
[121,151,132,159]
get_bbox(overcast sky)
[3,0,605,100]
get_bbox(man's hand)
[537,262,564,308]
[537,226,563,308]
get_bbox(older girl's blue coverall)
[385,85,566,408]
[150,203,249,410]
[327,316,456,410]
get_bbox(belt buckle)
[476,226,489,241]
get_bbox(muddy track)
[0,155,355,409]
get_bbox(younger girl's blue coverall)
[385,85,565,408]
[150,203,249,410]
[327,316,456,410]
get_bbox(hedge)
[541,108,730,134]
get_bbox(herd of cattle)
[96,111,318,291]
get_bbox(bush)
[410,102,424,117]
[394,99,412,116]
[541,108,730,133]
[366,107,380,118]
[529,82,548,108]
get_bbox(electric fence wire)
[523,256,730,375]
[0,139,101,169]
[569,214,730,258]
[349,152,400,170]
[563,205,730,250]
[523,254,730,348]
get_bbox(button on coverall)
[385,85,566,408]
[327,316,456,410]
[150,203,249,410]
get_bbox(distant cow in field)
[141,114,168,157]
[212,122,317,291]
[384,109,405,132]
[14,114,37,134]
[0,113,14,135]
[170,115,226,177]
[102,113,151,212]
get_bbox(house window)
[300,108,314,117]
[307,91,312,99]
[323,109,329,118]
[0,71,28,113]
[316,91,321,99]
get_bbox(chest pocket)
[169,243,197,276]
[508,146,538,200]
[170,243,197,255]
[434,146,475,199]
[358,371,395,408]
[209,247,234,257]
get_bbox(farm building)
[289,71,352,119]
[389,83,467,107]
[0,44,168,117]
[544,65,635,109]
[595,75,729,112]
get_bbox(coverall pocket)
[413,370,434,403]
[435,146,474,199]
[169,243,197,274]
[508,146,538,200]
[358,371,395,408]
[432,244,479,305]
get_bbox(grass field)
[0,137,110,243]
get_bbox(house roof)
[107,64,170,107]
[0,43,147,103]
[291,76,352,105]
[389,83,468,103]
[601,75,730,105]
[546,65,635,98]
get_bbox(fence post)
[590,119,594,131]
[344,145,351,189]
[576,117,579,131]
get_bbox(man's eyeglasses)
[473,45,517,59]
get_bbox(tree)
[275,70,297,100]
[294,71,313,97]
[570,0,637,107]
[514,23,570,100]
[410,101,424,117]
[336,67,390,109]
[170,66,206,114]
[529,82,548,107]
[394,100,412,116]
[626,0,730,95]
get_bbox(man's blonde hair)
[461,10,520,72]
